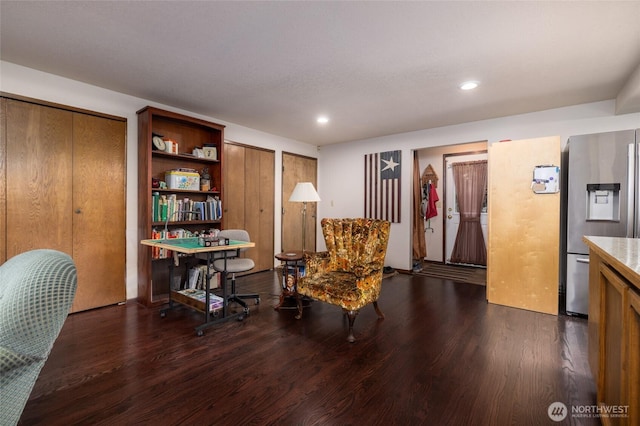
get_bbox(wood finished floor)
[20,271,597,425]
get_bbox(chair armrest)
[304,251,331,275]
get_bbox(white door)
[445,153,488,265]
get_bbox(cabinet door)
[598,263,628,424]
[627,289,640,425]
[72,113,126,312]
[5,100,74,257]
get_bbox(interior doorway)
[414,141,488,265]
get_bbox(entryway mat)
[415,263,486,286]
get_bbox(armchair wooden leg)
[346,310,359,343]
[373,301,385,319]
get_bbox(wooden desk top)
[141,238,255,255]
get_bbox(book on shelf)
[176,289,224,311]
[151,193,222,222]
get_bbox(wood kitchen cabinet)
[585,236,640,426]
[1,94,126,312]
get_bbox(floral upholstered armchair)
[297,218,391,342]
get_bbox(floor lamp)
[289,182,321,252]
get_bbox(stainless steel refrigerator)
[561,129,639,316]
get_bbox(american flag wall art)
[364,150,401,223]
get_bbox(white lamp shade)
[289,182,321,202]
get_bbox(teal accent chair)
[0,249,77,425]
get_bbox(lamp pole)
[301,201,307,253]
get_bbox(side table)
[274,251,306,319]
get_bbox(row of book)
[149,229,178,259]
[187,264,221,290]
[152,193,222,222]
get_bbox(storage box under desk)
[171,290,223,314]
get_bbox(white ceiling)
[1,1,639,146]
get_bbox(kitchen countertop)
[582,236,640,288]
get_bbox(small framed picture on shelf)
[203,145,217,160]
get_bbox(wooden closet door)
[223,143,246,230]
[224,142,275,272]
[282,153,318,253]
[245,148,274,271]
[72,113,126,312]
[5,99,74,257]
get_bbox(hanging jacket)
[425,184,439,220]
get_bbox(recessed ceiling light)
[317,116,329,124]
[459,81,479,90]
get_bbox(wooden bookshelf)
[137,106,225,307]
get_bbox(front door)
[444,153,488,265]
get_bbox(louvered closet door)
[5,99,74,257]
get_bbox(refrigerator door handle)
[628,143,636,237]
[576,258,590,264]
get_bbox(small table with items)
[140,237,255,336]
[274,251,308,319]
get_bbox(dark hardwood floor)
[19,271,597,425]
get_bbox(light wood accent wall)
[487,136,560,315]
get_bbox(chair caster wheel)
[196,330,204,337]
[255,298,260,305]
[160,310,166,318]
[237,315,245,322]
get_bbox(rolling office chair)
[212,229,260,315]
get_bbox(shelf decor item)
[200,167,211,191]
[203,145,217,160]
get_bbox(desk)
[141,238,255,335]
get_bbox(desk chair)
[213,230,259,314]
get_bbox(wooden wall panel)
[487,136,560,315]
